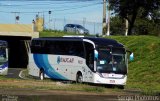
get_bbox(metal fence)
[44,18,102,35]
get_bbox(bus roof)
[83,37,123,47]
[32,37,124,48]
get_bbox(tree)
[110,16,125,35]
[134,17,160,36]
[109,0,160,35]
[110,16,160,36]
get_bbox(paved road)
[0,89,121,101]
[1,89,158,101]
[5,68,23,79]
[0,95,117,101]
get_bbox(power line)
[54,3,102,15]
[0,2,102,14]
[0,0,99,6]
[49,2,102,12]
[3,1,102,10]
[0,1,101,10]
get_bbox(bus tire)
[76,72,83,83]
[118,85,124,89]
[39,69,45,80]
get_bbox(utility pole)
[48,11,51,30]
[83,17,86,27]
[106,0,110,36]
[12,12,20,24]
[64,17,66,27]
[54,18,56,30]
[125,19,128,36]
[15,15,20,24]
[102,0,107,36]
[43,12,45,30]
[94,22,96,34]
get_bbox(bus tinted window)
[31,40,85,58]
[31,40,46,54]
[112,48,126,54]
[84,42,94,71]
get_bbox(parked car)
[64,24,89,35]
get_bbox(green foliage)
[110,16,125,35]
[40,30,70,37]
[109,0,160,35]
[40,30,90,37]
[110,16,160,36]
[134,18,160,36]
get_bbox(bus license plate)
[110,80,115,83]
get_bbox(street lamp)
[48,11,51,30]
[16,16,20,24]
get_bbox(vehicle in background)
[64,24,89,35]
[28,36,133,89]
[0,40,8,75]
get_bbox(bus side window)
[45,40,56,54]
[31,40,45,54]
[68,41,84,58]
[74,41,85,58]
[84,42,94,71]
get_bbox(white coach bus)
[0,40,8,75]
[28,36,133,88]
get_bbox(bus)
[28,36,133,88]
[0,40,8,75]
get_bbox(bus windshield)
[96,47,127,74]
[0,48,7,65]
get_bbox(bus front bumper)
[93,73,127,86]
[0,67,8,75]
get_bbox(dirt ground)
[0,68,159,101]
[0,79,143,101]
[0,79,142,101]
[1,88,159,101]
[0,68,148,101]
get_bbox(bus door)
[84,42,94,82]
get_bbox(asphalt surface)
[5,68,23,79]
[1,89,159,101]
[0,89,124,101]
[0,95,117,101]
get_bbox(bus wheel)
[39,69,44,80]
[76,73,83,83]
[118,85,124,89]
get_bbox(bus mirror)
[94,50,98,59]
[129,53,134,61]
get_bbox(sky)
[0,0,108,34]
